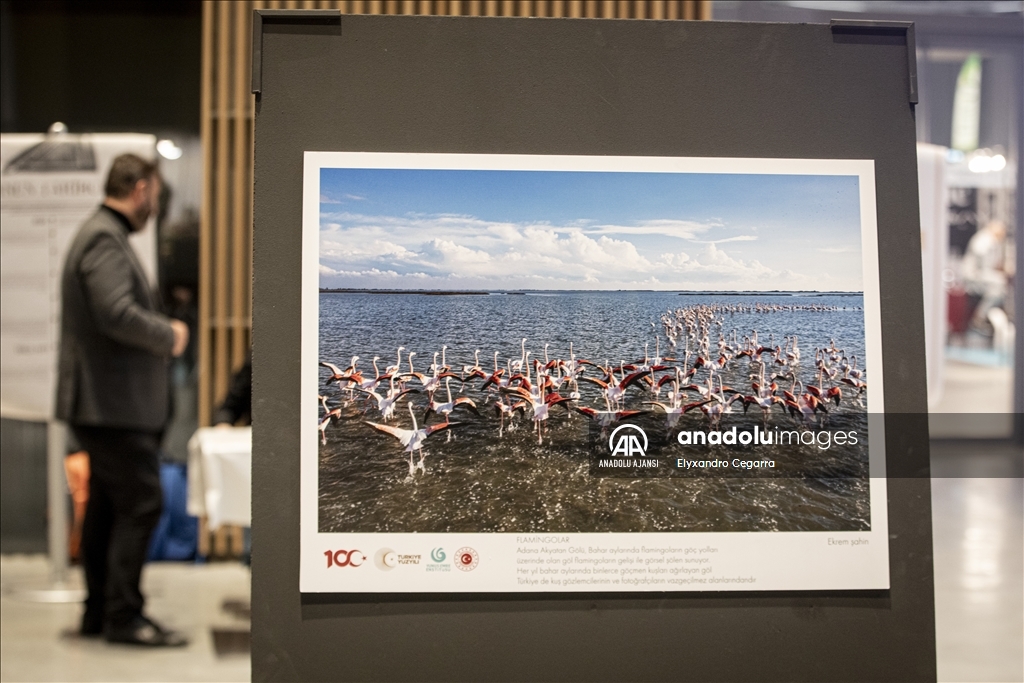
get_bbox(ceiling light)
[156,139,183,160]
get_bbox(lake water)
[318,291,871,533]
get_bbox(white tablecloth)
[187,427,251,530]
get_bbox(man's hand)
[170,320,189,357]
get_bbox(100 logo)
[324,549,364,567]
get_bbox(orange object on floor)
[63,451,90,562]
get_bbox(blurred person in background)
[213,352,251,427]
[962,219,1009,336]
[56,154,190,647]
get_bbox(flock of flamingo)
[319,303,868,475]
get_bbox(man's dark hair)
[104,154,159,199]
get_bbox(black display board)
[251,13,934,682]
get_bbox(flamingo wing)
[452,397,479,413]
[365,421,412,443]
[618,369,653,391]
[425,421,461,437]
[579,377,609,389]
[682,399,712,413]
[319,361,344,377]
[500,387,532,402]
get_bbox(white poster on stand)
[0,133,158,422]
[300,152,888,593]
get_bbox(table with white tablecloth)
[186,427,251,530]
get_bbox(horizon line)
[318,287,864,294]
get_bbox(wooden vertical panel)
[198,1,214,426]
[214,2,231,407]
[231,0,250,371]
[199,0,714,427]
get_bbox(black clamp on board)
[252,9,342,96]
[830,19,917,105]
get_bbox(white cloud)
[318,211,853,291]
[698,235,758,244]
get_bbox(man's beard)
[130,202,153,230]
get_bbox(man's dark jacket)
[56,206,174,431]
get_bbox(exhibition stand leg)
[8,421,85,604]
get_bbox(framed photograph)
[300,152,887,593]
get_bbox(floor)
[931,358,1015,438]
[2,455,1022,682]
[0,560,250,683]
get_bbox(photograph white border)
[300,152,888,593]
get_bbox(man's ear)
[132,178,149,201]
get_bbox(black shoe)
[80,613,104,637]
[106,616,189,647]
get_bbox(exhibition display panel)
[252,12,934,681]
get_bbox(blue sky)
[319,169,863,291]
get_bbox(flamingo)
[365,403,460,475]
[359,375,419,421]
[580,364,652,411]
[384,346,405,376]
[503,360,571,444]
[425,377,479,422]
[320,356,359,385]
[493,397,527,436]
[572,406,644,428]
[643,398,710,428]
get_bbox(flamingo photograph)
[313,161,876,535]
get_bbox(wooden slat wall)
[198,0,711,428]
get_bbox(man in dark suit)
[57,154,190,647]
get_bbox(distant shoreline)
[320,288,490,296]
[319,288,862,296]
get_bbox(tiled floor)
[3,459,1022,682]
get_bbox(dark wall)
[0,419,48,553]
[0,0,201,134]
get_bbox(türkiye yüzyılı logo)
[375,548,397,570]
